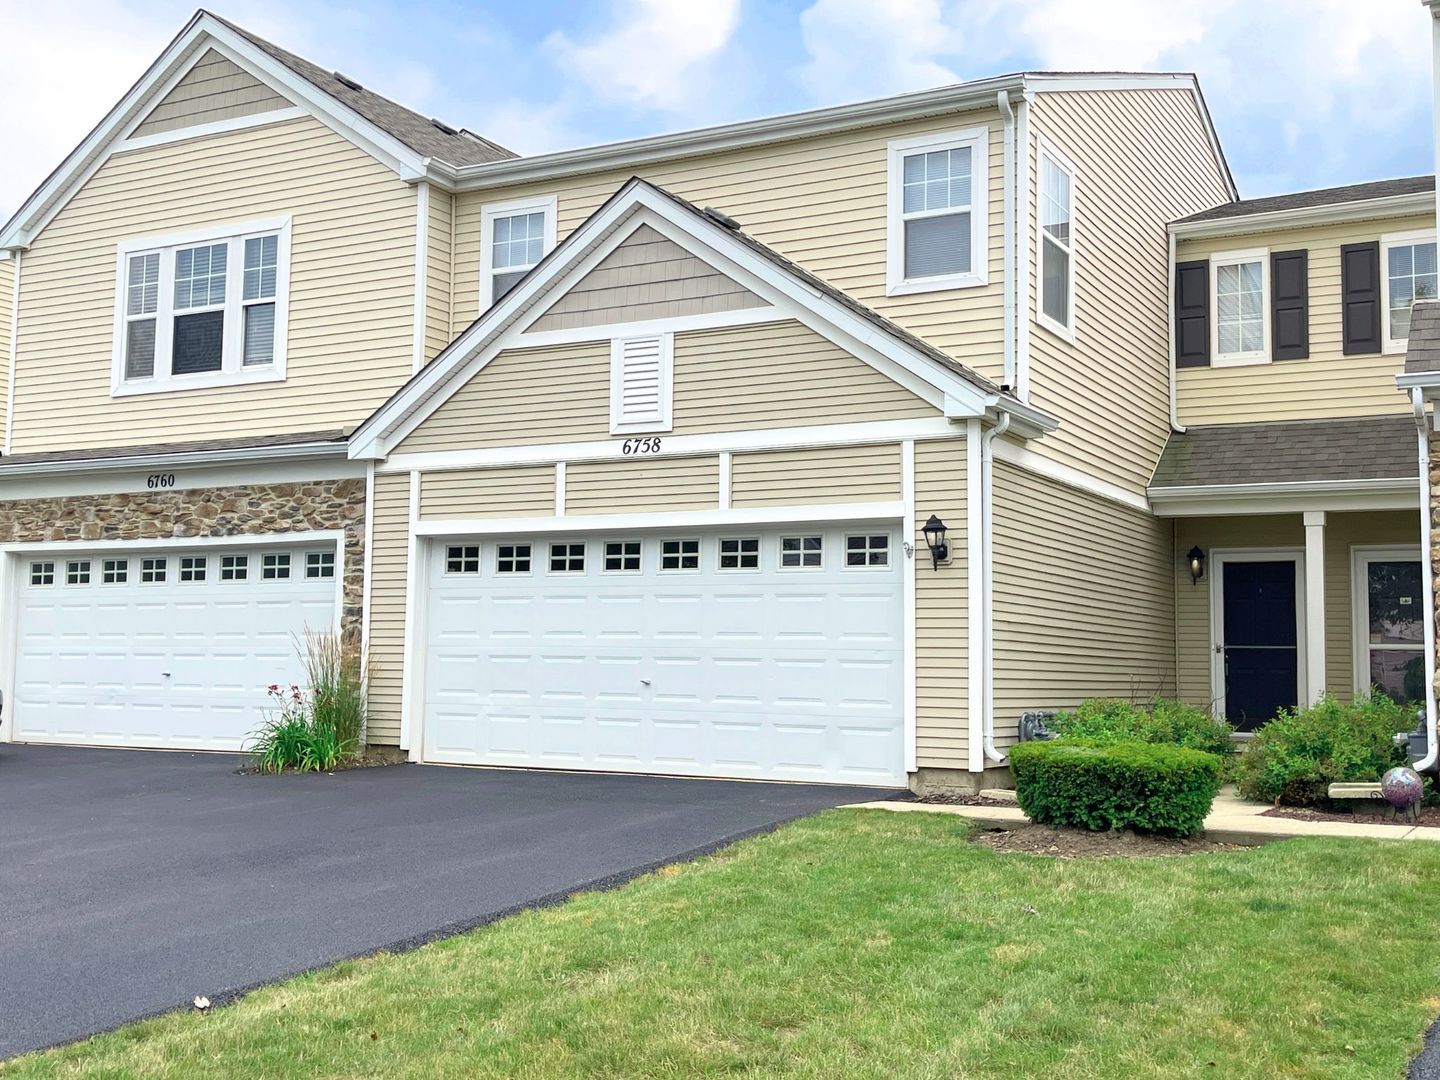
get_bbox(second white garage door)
[422,525,905,784]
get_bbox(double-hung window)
[886,127,988,295]
[480,195,557,308]
[1037,139,1076,338]
[1353,549,1425,705]
[114,218,290,395]
[1210,249,1269,365]
[1382,229,1438,352]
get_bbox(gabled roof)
[1175,176,1434,225]
[350,177,1056,459]
[1,10,514,250]
[208,12,513,168]
[1170,176,1434,239]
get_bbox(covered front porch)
[1150,415,1425,730]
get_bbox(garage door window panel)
[221,555,248,581]
[496,543,532,574]
[141,558,166,583]
[719,537,760,571]
[445,546,479,574]
[179,556,207,582]
[30,562,54,587]
[661,539,701,572]
[262,553,292,580]
[305,551,336,579]
[846,535,890,567]
[102,559,128,585]
[780,536,824,570]
[604,540,642,573]
[549,542,586,574]
[66,561,91,585]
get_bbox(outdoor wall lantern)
[1187,546,1206,585]
[922,514,949,570]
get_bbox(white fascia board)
[412,501,906,537]
[350,180,1046,458]
[1148,477,1420,516]
[1,14,428,251]
[440,75,1027,192]
[0,439,349,481]
[1396,371,1440,392]
[1170,192,1435,242]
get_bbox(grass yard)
[6,810,1440,1079]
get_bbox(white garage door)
[422,525,905,784]
[12,543,338,751]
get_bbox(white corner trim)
[901,438,917,774]
[413,183,430,373]
[116,107,307,152]
[717,451,732,511]
[1302,511,1327,705]
[478,193,558,312]
[5,249,19,456]
[554,461,567,516]
[412,501,905,538]
[399,471,422,756]
[965,419,985,772]
[361,461,376,664]
[885,125,990,297]
[990,439,1149,512]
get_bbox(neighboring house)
[0,10,1427,793]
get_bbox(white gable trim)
[1,14,429,252]
[350,182,1056,459]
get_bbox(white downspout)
[997,91,1016,392]
[1411,386,1438,771]
[1167,230,1184,433]
[5,249,20,456]
[981,412,1011,763]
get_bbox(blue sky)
[2,0,1432,221]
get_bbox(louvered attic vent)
[609,334,673,435]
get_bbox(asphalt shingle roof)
[209,12,515,167]
[0,430,347,468]
[1150,416,1417,489]
[1174,176,1434,225]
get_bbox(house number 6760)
[146,473,177,489]
[621,437,662,456]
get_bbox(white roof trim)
[434,72,1233,201]
[0,438,348,480]
[349,180,1054,459]
[1149,476,1419,516]
[1170,191,1434,240]
[0,12,429,251]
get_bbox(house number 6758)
[621,437,662,456]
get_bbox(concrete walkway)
[851,788,1440,844]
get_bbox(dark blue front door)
[1222,559,1299,731]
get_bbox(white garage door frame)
[0,529,346,746]
[401,498,918,781]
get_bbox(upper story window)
[886,127,988,296]
[480,195,557,309]
[1037,138,1076,339]
[113,218,289,396]
[1210,249,1269,366]
[1382,229,1437,352]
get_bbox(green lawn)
[7,811,1440,1079]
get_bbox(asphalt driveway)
[0,744,896,1059]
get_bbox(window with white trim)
[660,539,700,571]
[496,543,532,574]
[719,538,759,570]
[444,546,479,574]
[179,556,207,582]
[609,333,673,434]
[30,561,54,586]
[305,551,336,579]
[102,559,128,584]
[221,555,248,581]
[480,195,557,308]
[1383,230,1438,351]
[262,552,292,580]
[67,560,91,585]
[549,542,585,573]
[141,557,166,583]
[886,127,988,295]
[845,534,889,567]
[1037,140,1075,336]
[115,219,289,394]
[1355,551,1425,704]
[1210,250,1268,365]
[780,536,823,569]
[604,541,642,572]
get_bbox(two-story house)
[1,10,1428,793]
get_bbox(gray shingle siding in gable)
[1150,416,1417,489]
[1405,301,1440,374]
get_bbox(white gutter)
[981,412,1012,763]
[0,438,348,480]
[1411,387,1438,772]
[1014,93,1033,402]
[1167,230,1184,433]
[997,92,1016,393]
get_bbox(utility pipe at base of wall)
[981,412,1011,764]
[1411,387,1438,772]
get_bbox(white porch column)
[1303,510,1327,703]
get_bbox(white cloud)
[545,0,743,114]
[799,0,961,102]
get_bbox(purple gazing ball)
[1381,766,1425,810]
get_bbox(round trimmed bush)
[1009,741,1224,836]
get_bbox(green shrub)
[247,634,365,773]
[1234,692,1411,807]
[1052,697,1234,757]
[1009,741,1224,836]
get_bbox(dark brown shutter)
[1341,241,1382,355]
[1270,249,1309,360]
[1174,259,1209,368]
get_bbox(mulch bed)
[970,823,1240,858]
[913,792,1017,807]
[235,751,406,776]
[1262,806,1440,828]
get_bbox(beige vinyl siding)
[564,456,719,514]
[730,443,902,507]
[425,186,455,363]
[1025,90,1233,495]
[450,110,1010,380]
[1174,214,1431,425]
[992,460,1175,744]
[397,319,936,454]
[914,438,969,768]
[13,114,417,454]
[1173,510,1419,713]
[530,224,767,332]
[132,49,291,138]
[418,465,554,519]
[366,471,411,747]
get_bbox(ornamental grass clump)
[247,632,367,773]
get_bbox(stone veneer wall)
[0,478,367,635]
